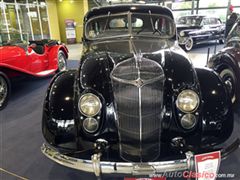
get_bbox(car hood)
[80,38,194,105]
[88,38,178,55]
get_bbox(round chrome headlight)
[180,31,185,37]
[176,90,199,113]
[181,114,197,129]
[83,118,98,133]
[78,93,101,117]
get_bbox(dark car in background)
[208,17,240,104]
[41,5,239,179]
[177,15,225,51]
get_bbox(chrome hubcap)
[58,53,66,71]
[0,76,8,107]
[224,76,235,103]
[185,38,193,50]
[220,68,236,103]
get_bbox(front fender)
[208,50,240,101]
[196,67,233,144]
[42,70,77,148]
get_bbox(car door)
[0,44,31,72]
[208,18,223,40]
[27,44,49,74]
[199,17,212,41]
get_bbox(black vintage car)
[41,5,239,179]
[177,15,225,51]
[208,17,240,104]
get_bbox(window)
[201,18,209,25]
[177,16,203,26]
[209,18,218,24]
[0,0,50,41]
[109,18,126,28]
[86,13,175,40]
[86,14,129,39]
[39,4,50,39]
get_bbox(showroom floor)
[0,42,239,180]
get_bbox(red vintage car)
[0,39,68,110]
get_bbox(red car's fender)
[0,43,68,78]
[47,44,69,70]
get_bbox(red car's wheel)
[0,74,10,110]
[57,50,67,72]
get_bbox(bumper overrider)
[41,139,239,177]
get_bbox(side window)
[210,18,217,24]
[132,18,143,28]
[88,21,100,38]
[202,18,209,25]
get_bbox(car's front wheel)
[184,37,194,51]
[219,67,237,104]
[0,74,10,110]
[57,50,67,72]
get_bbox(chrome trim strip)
[41,139,240,175]
[41,143,191,175]
[111,74,165,88]
[139,84,142,161]
[111,58,165,88]
[136,53,143,161]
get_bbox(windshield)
[176,16,202,26]
[85,12,175,40]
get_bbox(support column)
[191,0,195,15]
[83,0,89,15]
[196,0,199,15]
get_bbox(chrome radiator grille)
[111,57,165,162]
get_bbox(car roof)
[84,4,174,21]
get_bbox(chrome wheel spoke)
[58,53,66,71]
[0,77,8,105]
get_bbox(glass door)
[28,3,41,39]
[5,3,21,41]
[17,4,32,41]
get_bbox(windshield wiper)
[103,11,111,33]
[137,11,162,36]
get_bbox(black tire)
[219,67,237,104]
[57,50,67,72]
[0,73,10,110]
[184,37,194,51]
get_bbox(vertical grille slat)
[111,57,165,162]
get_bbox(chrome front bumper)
[41,139,239,176]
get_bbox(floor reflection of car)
[208,18,240,104]
[0,37,68,110]
[176,15,225,51]
[41,4,239,179]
